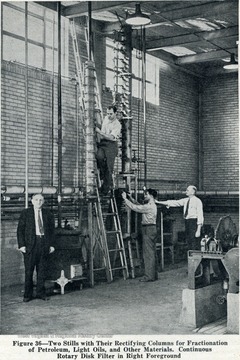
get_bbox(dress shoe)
[23,297,33,302]
[36,295,50,301]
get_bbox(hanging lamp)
[223,53,238,70]
[125,3,151,26]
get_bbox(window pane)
[132,50,142,78]
[3,6,25,37]
[106,45,114,69]
[12,2,25,10]
[132,79,141,98]
[28,2,44,16]
[28,43,43,68]
[3,35,25,63]
[28,15,43,43]
[45,19,56,47]
[46,47,55,72]
[106,69,114,90]
[146,82,155,104]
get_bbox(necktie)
[38,210,44,235]
[184,199,190,218]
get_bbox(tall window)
[106,38,159,105]
[2,2,69,76]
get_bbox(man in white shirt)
[96,105,121,195]
[122,188,158,282]
[155,185,203,250]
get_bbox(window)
[2,2,69,76]
[105,38,159,105]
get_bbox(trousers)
[142,225,158,280]
[185,218,200,250]
[23,237,48,298]
[96,140,118,191]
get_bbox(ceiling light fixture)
[223,53,238,70]
[125,3,151,26]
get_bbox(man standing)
[96,105,121,196]
[155,185,203,250]
[17,194,55,302]
[122,189,158,282]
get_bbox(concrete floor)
[1,262,199,335]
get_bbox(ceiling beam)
[62,1,132,18]
[159,0,237,22]
[146,25,239,51]
[175,48,236,65]
[147,34,200,50]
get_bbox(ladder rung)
[109,248,124,252]
[111,266,128,271]
[106,230,120,234]
[93,267,109,272]
[102,212,116,216]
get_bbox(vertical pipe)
[57,2,62,227]
[88,1,92,61]
[76,82,79,186]
[24,3,29,208]
[142,27,147,187]
[43,8,46,69]
[198,81,203,190]
[1,3,3,62]
[51,13,55,187]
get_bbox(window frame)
[1,2,69,76]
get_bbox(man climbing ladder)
[96,105,121,196]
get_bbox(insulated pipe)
[88,2,92,61]
[24,3,29,208]
[1,185,238,197]
[1,186,82,195]
[141,27,147,187]
[57,2,62,227]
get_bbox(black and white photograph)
[1,0,239,359]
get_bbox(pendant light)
[223,53,238,70]
[125,3,151,26]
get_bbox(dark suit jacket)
[17,207,55,255]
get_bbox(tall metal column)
[85,61,96,195]
[122,25,132,175]
[85,2,95,195]
[142,27,147,187]
[57,2,62,227]
[24,3,29,208]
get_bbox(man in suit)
[17,194,55,302]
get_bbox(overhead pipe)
[24,3,29,208]
[57,1,63,227]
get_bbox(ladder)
[93,169,129,283]
[70,19,129,284]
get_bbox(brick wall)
[202,73,238,190]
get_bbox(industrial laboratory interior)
[1,1,239,335]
